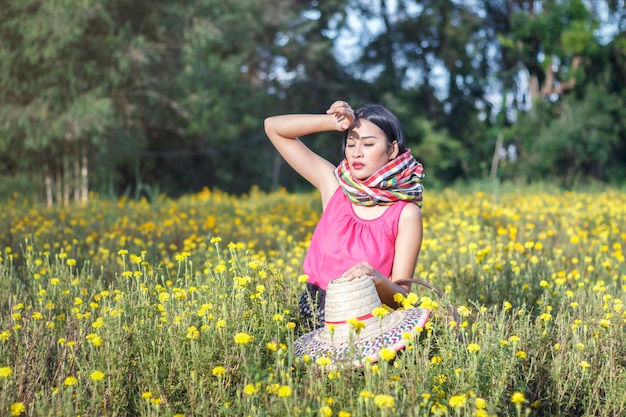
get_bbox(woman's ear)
[389,140,399,160]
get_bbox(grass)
[1,185,625,416]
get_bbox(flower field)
[1,186,625,416]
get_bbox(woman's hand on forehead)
[326,101,355,131]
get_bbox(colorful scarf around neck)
[334,149,424,207]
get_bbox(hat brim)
[294,307,430,368]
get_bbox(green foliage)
[0,0,625,198]
[504,82,626,186]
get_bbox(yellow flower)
[186,326,200,340]
[10,402,26,416]
[511,391,526,405]
[515,351,527,359]
[449,394,467,409]
[63,376,78,386]
[458,306,471,317]
[475,397,486,409]
[234,332,253,345]
[347,318,366,333]
[379,347,396,361]
[316,357,332,367]
[90,370,105,381]
[359,390,375,399]
[338,411,351,417]
[579,360,591,369]
[141,391,153,399]
[374,394,395,408]
[86,334,103,347]
[372,307,389,318]
[244,384,259,395]
[0,366,13,378]
[467,343,481,353]
[212,366,226,376]
[319,405,332,417]
[278,385,292,397]
[538,312,552,322]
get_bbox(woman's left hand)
[341,262,386,282]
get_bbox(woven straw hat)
[294,275,429,368]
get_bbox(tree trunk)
[44,165,53,207]
[81,144,88,203]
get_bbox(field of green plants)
[1,186,625,416]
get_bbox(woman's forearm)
[264,114,335,141]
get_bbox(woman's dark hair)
[342,104,407,156]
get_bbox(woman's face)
[345,119,398,180]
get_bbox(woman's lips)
[352,162,364,170]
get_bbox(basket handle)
[395,279,463,340]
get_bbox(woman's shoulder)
[398,201,422,223]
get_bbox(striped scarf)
[334,149,424,207]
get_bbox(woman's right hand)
[326,101,355,131]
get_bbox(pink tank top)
[303,187,410,290]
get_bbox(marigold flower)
[319,405,332,417]
[63,376,78,386]
[186,326,200,340]
[449,394,467,408]
[234,332,253,345]
[347,318,366,333]
[379,347,396,361]
[278,385,292,397]
[475,397,486,409]
[316,357,332,367]
[90,370,105,381]
[374,394,395,408]
[511,391,526,404]
[467,343,481,353]
[0,366,13,378]
[10,402,26,416]
[244,384,259,395]
[212,366,226,376]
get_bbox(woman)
[264,101,424,328]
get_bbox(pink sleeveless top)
[303,187,410,290]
